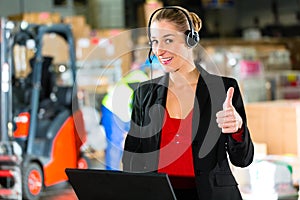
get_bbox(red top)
[157,108,244,188]
[158,109,195,188]
[231,128,244,142]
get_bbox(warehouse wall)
[0,0,52,16]
[0,0,299,31]
[0,0,74,18]
[86,0,124,28]
[236,0,299,28]
[0,0,22,16]
[204,8,238,37]
[203,0,299,37]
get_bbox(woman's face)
[150,20,190,73]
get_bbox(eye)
[151,39,158,46]
[165,39,173,44]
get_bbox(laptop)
[65,168,177,200]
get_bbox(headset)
[147,6,200,63]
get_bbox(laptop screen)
[65,168,177,200]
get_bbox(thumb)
[223,87,234,109]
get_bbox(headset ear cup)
[193,31,200,44]
[186,31,199,47]
[185,31,193,47]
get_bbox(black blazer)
[122,66,254,200]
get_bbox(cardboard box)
[137,1,163,27]
[63,15,91,40]
[76,29,133,74]
[9,12,61,24]
[63,15,86,27]
[245,100,300,156]
[42,33,69,64]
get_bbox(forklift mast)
[0,17,23,200]
[26,24,78,155]
[1,17,12,142]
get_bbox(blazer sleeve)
[226,79,254,168]
[122,86,143,171]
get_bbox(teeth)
[160,57,172,62]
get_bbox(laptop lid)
[65,168,177,200]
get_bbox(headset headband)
[147,6,195,42]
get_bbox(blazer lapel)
[194,67,227,162]
[192,73,209,149]
[144,75,168,152]
[155,74,169,119]
[196,74,209,116]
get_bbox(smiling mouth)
[160,57,173,65]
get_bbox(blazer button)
[195,170,203,176]
[192,141,199,147]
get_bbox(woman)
[122,6,254,200]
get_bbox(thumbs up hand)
[216,87,243,133]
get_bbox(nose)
[156,48,166,57]
[153,43,166,56]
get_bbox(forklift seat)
[29,56,55,100]
[54,86,73,109]
[36,86,73,138]
[37,85,73,121]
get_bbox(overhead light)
[228,58,237,67]
[58,64,66,72]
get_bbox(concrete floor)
[37,155,299,200]
[40,155,106,200]
[41,186,77,200]
[40,185,298,200]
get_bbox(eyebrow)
[151,33,176,39]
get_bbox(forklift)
[0,18,88,199]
